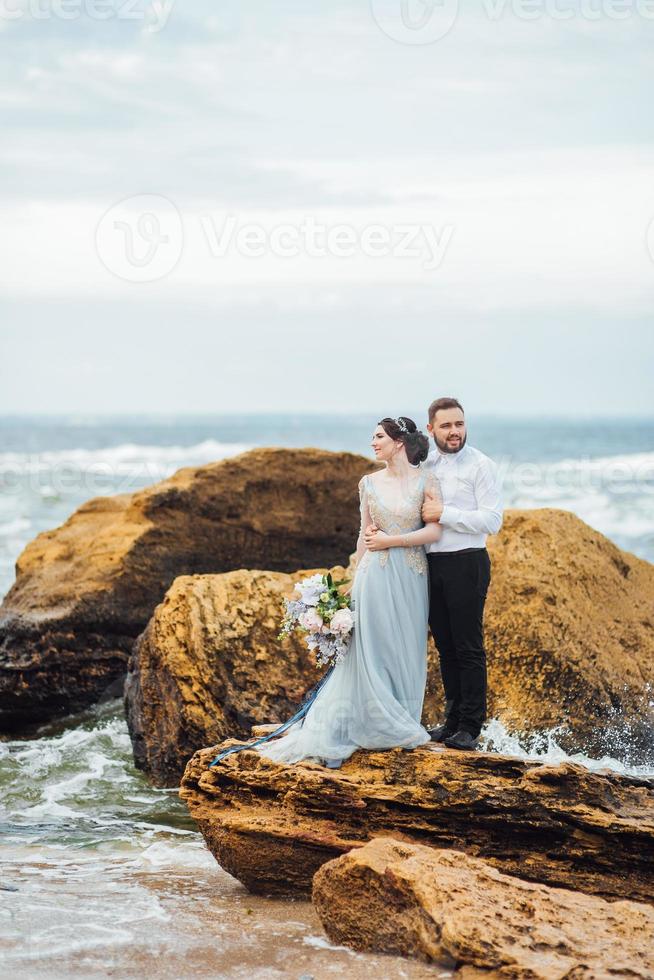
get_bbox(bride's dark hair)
[379,417,429,466]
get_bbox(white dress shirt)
[423,443,503,553]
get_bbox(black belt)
[427,547,486,557]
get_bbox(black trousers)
[427,548,491,738]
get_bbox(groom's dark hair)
[428,397,464,423]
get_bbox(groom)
[422,397,503,750]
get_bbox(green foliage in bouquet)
[315,572,351,624]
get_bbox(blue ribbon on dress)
[208,662,336,767]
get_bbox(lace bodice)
[365,473,426,534]
[358,468,441,575]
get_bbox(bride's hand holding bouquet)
[278,572,354,668]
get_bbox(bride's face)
[371,426,401,463]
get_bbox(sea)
[1,413,653,978]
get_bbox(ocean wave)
[539,450,654,472]
[3,706,651,846]
[0,517,32,538]
[1,704,652,973]
[0,708,191,841]
[497,450,654,558]
[0,440,254,514]
[138,840,220,871]
[0,439,251,477]
[500,450,654,496]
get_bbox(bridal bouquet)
[279,572,354,667]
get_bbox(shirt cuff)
[439,504,462,528]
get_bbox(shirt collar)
[434,442,468,461]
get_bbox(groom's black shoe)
[427,724,457,743]
[443,729,480,751]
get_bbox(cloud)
[2,145,653,318]
[1,0,652,413]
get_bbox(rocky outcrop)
[129,508,654,786]
[3,452,653,761]
[312,837,654,976]
[125,564,442,787]
[180,741,654,903]
[0,448,372,731]
[485,509,654,756]
[125,569,336,787]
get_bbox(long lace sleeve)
[354,475,372,567]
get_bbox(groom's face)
[428,408,466,454]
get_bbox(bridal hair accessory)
[395,417,409,433]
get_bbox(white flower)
[295,574,325,607]
[299,608,324,632]
[330,608,354,635]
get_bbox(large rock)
[0,448,372,731]
[312,837,654,975]
[125,569,334,787]
[179,741,654,903]
[485,509,654,756]
[124,565,441,787]
[129,509,654,786]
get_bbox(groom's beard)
[434,431,467,454]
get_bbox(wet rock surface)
[313,836,654,976]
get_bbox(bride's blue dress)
[209,467,435,770]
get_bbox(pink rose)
[330,608,354,635]
[299,609,323,632]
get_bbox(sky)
[1,0,653,416]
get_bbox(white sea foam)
[0,438,250,472]
[0,517,32,537]
[303,935,358,954]
[1,713,175,834]
[138,841,219,871]
[540,450,654,474]
[0,439,252,500]
[480,718,654,778]
[499,449,654,482]
[496,449,654,559]
[1,705,651,974]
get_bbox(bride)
[209,416,442,771]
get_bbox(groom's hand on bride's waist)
[364,524,378,546]
[422,492,443,524]
[364,524,387,550]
